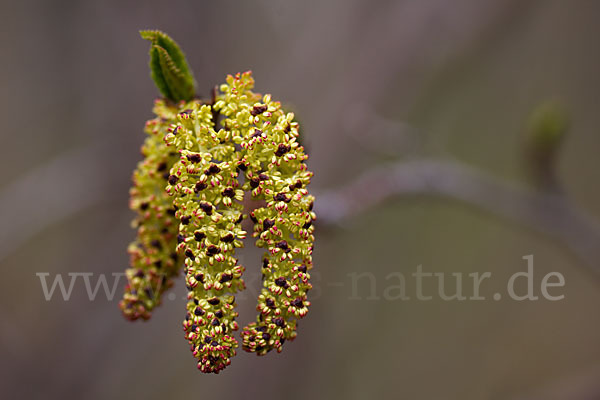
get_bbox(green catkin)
[121,34,315,372]
[120,100,183,320]
[213,72,315,355]
[164,100,247,373]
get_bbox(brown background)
[1,1,599,399]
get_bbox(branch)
[5,145,599,278]
[314,158,600,277]
[0,141,117,262]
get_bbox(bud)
[524,99,569,187]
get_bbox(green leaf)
[140,30,197,102]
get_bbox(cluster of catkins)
[119,71,315,373]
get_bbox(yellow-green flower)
[121,30,315,373]
[164,102,247,373]
[213,72,315,355]
[119,100,183,320]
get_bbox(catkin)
[214,72,316,356]
[120,100,183,321]
[121,70,315,373]
[164,102,247,373]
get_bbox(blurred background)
[1,0,600,399]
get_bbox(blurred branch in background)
[314,157,600,277]
[5,112,600,281]
[341,101,424,157]
[315,101,600,279]
[3,99,600,283]
[0,141,120,262]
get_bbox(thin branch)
[314,158,600,277]
[0,141,118,262]
[4,143,599,278]
[341,102,423,157]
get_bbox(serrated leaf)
[140,30,197,102]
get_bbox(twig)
[314,158,600,277]
[4,143,599,278]
[341,102,422,157]
[0,141,118,262]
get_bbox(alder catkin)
[121,32,316,373]
[120,100,183,321]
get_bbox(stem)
[314,158,600,278]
